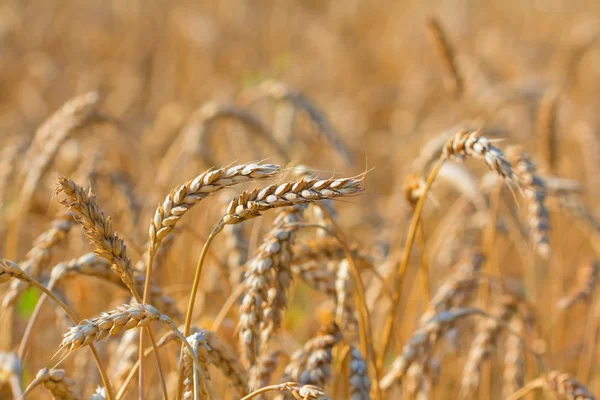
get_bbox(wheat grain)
[223,176,363,225]
[55,177,135,292]
[149,162,280,256]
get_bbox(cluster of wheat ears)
[2,5,600,400]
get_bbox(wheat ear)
[22,368,79,400]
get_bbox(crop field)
[1,1,600,399]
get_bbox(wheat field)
[1,1,600,399]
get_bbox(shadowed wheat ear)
[239,206,304,369]
[22,368,79,400]
[507,370,595,400]
[182,331,211,400]
[349,345,371,400]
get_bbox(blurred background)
[2,0,600,399]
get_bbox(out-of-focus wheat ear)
[249,351,282,392]
[183,102,290,167]
[536,89,559,173]
[222,175,363,226]
[240,79,354,166]
[239,206,304,368]
[90,386,107,399]
[0,352,22,397]
[558,260,599,309]
[506,146,551,259]
[247,382,329,400]
[419,252,484,326]
[22,368,80,400]
[426,16,463,96]
[335,259,352,326]
[157,104,289,185]
[349,345,371,400]
[148,162,280,258]
[459,295,519,399]
[507,370,595,400]
[0,137,26,212]
[291,237,346,265]
[573,121,600,191]
[109,330,139,389]
[224,223,249,286]
[203,329,249,396]
[503,319,525,398]
[55,177,135,292]
[3,211,75,307]
[380,308,487,391]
